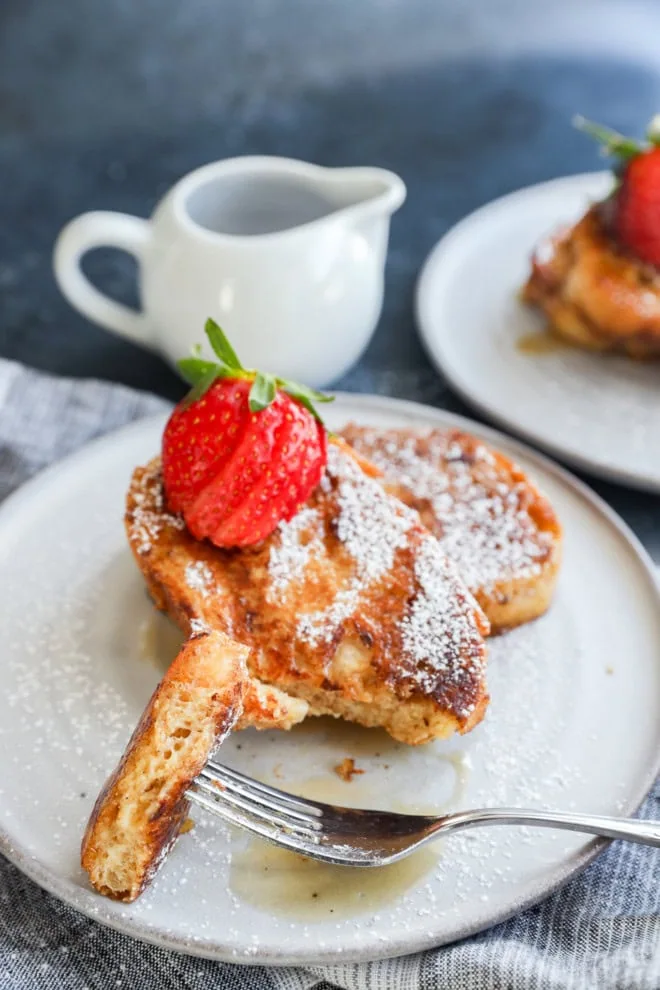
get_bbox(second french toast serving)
[523,116,660,358]
[523,207,660,358]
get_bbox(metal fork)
[187,761,660,866]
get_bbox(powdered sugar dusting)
[345,428,553,592]
[185,561,214,598]
[129,463,185,555]
[400,537,485,717]
[294,447,486,709]
[297,587,361,646]
[296,446,416,646]
[335,474,415,584]
[190,617,212,637]
[267,508,324,602]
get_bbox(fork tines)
[187,761,324,855]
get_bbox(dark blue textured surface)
[0,0,659,552]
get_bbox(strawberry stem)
[176,320,334,422]
[573,114,644,162]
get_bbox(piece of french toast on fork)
[81,630,248,902]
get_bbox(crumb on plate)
[334,757,365,782]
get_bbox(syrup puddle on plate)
[229,838,438,921]
[516,329,571,355]
[228,737,473,921]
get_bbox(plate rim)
[1,392,659,966]
[414,169,660,495]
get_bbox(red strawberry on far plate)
[162,319,331,548]
[615,147,660,269]
[575,114,660,268]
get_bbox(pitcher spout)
[318,166,407,219]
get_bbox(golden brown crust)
[81,631,248,901]
[340,425,562,632]
[126,447,490,745]
[522,206,660,358]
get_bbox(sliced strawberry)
[185,394,289,541]
[289,418,328,514]
[161,319,333,548]
[212,403,327,546]
[162,378,252,514]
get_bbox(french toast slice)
[522,206,660,358]
[126,444,490,746]
[81,631,248,902]
[340,425,562,632]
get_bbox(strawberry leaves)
[205,318,243,370]
[178,356,220,386]
[278,379,334,421]
[251,374,334,420]
[573,112,660,162]
[573,115,643,162]
[647,115,660,148]
[179,321,245,388]
[184,365,224,406]
[177,319,334,422]
[249,372,277,412]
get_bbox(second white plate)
[416,172,660,492]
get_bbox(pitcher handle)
[53,211,153,348]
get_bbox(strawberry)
[162,319,331,548]
[575,114,660,267]
[615,149,660,268]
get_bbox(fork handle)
[438,808,660,847]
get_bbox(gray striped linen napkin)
[0,358,659,990]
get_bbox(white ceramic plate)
[416,172,660,492]
[1,393,660,966]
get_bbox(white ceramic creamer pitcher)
[53,157,406,386]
